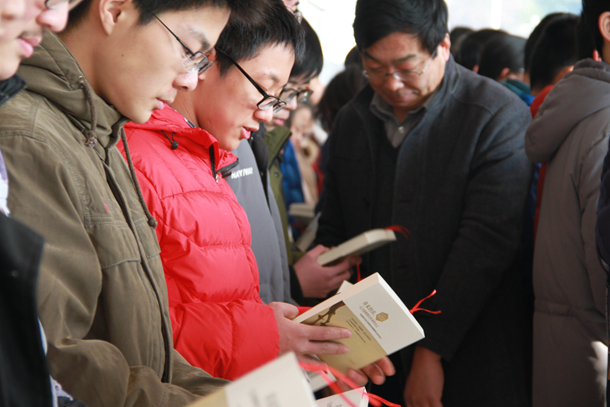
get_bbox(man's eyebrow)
[363,50,417,64]
[186,25,212,53]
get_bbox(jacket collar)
[264,125,291,168]
[125,104,238,174]
[0,75,27,108]
[17,31,124,152]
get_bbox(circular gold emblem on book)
[376,312,389,322]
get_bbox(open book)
[293,273,424,374]
[317,229,396,266]
[187,353,316,407]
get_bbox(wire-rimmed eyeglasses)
[216,48,287,114]
[153,14,214,75]
[363,49,438,82]
[280,87,313,104]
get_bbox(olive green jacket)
[0,32,226,407]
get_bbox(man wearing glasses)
[315,0,533,406]
[120,0,394,387]
[0,0,267,405]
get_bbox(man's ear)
[497,67,511,81]
[99,0,129,35]
[440,33,451,62]
[598,11,610,62]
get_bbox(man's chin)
[0,50,21,81]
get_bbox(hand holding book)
[294,244,359,298]
[269,301,351,356]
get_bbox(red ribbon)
[410,289,441,314]
[299,361,401,407]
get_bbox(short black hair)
[353,0,448,55]
[524,13,569,74]
[529,15,579,91]
[450,26,474,57]
[478,33,526,80]
[214,0,305,77]
[454,28,504,70]
[289,18,323,82]
[66,0,262,31]
[582,0,610,54]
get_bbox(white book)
[293,273,424,374]
[337,280,353,294]
[317,229,396,266]
[316,388,369,407]
[187,353,316,407]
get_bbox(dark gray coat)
[316,56,533,406]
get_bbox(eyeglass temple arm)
[153,14,195,57]
[215,48,270,96]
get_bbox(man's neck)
[58,28,101,96]
[170,92,199,128]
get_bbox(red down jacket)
[120,105,279,380]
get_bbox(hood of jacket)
[17,31,125,152]
[525,59,610,163]
[125,105,238,176]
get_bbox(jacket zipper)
[209,145,239,183]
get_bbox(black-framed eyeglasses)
[279,87,313,103]
[153,14,213,75]
[216,48,287,113]
[45,0,83,10]
[363,49,438,82]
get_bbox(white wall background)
[299,0,582,85]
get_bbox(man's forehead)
[363,31,426,63]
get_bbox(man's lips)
[242,127,258,140]
[17,36,41,58]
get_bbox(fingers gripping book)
[293,273,425,374]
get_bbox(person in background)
[478,33,532,105]
[526,0,610,404]
[454,28,503,71]
[259,16,358,303]
[315,64,367,212]
[448,26,472,57]
[0,0,254,404]
[316,0,533,405]
[287,101,319,205]
[529,15,579,97]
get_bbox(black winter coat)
[316,56,533,406]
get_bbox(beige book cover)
[293,273,424,374]
[289,202,316,222]
[187,353,316,407]
[316,388,369,407]
[317,229,396,266]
